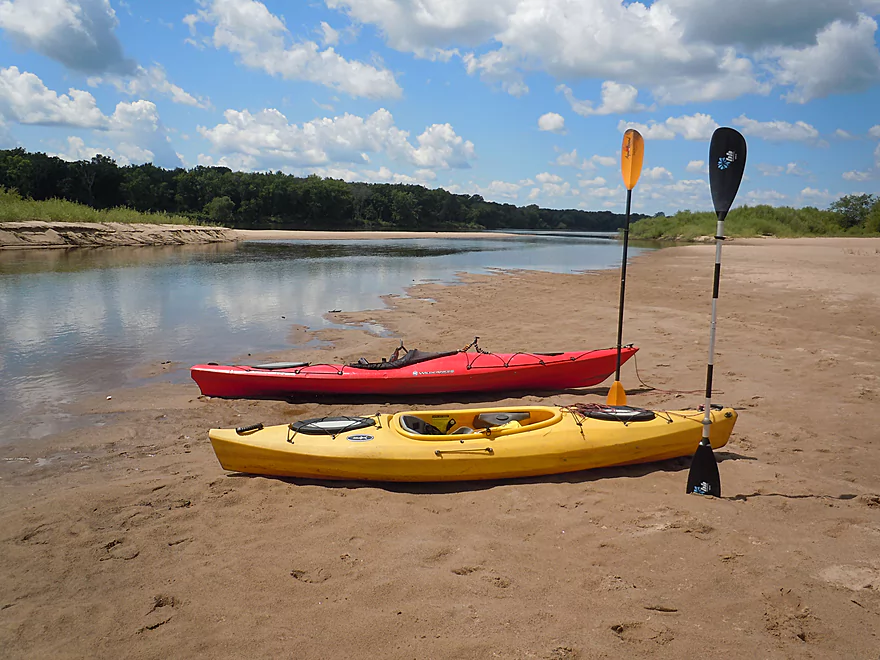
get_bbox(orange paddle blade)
[606,380,627,406]
[621,129,644,191]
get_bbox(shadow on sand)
[278,385,657,407]
[224,450,755,495]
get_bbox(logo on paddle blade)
[623,135,632,158]
[717,151,737,170]
[692,481,714,495]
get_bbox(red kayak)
[191,344,638,399]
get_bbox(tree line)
[630,194,880,240]
[0,148,649,232]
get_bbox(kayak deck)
[191,346,638,398]
[208,404,737,482]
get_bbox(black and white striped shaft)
[701,210,727,444]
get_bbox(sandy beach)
[1,236,879,659]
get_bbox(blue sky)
[1,0,879,215]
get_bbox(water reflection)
[0,234,658,440]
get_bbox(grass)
[629,205,879,241]
[0,187,196,225]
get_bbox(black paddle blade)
[708,128,747,216]
[686,441,721,497]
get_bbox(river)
[0,232,659,439]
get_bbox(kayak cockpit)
[393,407,562,439]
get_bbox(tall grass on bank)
[629,205,880,241]
[0,187,196,225]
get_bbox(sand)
[1,236,879,659]
[0,221,237,249]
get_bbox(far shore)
[232,228,522,241]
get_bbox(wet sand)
[2,237,879,658]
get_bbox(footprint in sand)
[138,594,178,633]
[17,523,54,545]
[486,575,512,589]
[763,587,820,643]
[610,621,674,645]
[290,568,330,583]
[99,538,140,561]
[451,566,481,576]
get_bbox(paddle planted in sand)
[686,127,747,497]
[607,128,645,406]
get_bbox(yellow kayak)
[208,403,737,482]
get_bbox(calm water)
[0,233,658,440]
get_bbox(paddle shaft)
[614,188,633,380]
[700,210,727,442]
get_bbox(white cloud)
[731,115,820,142]
[650,49,770,104]
[556,81,648,116]
[99,65,210,109]
[800,186,834,200]
[0,66,107,127]
[319,21,339,46]
[0,115,16,148]
[743,189,788,204]
[477,179,523,200]
[757,162,808,176]
[619,113,718,141]
[555,148,588,169]
[535,172,563,184]
[578,176,606,187]
[870,125,880,139]
[537,112,565,133]
[769,16,880,103]
[757,164,784,176]
[0,0,135,74]
[361,166,438,185]
[661,0,879,51]
[0,0,203,107]
[53,135,154,166]
[591,155,617,167]
[198,107,475,171]
[319,0,880,107]
[539,181,574,197]
[686,159,705,173]
[842,170,872,181]
[326,0,779,105]
[834,129,853,139]
[875,142,880,167]
[642,166,673,181]
[667,179,706,193]
[185,0,401,99]
[0,66,179,166]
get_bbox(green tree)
[829,193,877,229]
[865,199,880,234]
[204,195,235,224]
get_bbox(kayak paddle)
[607,128,644,406]
[686,127,747,497]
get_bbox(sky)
[0,0,879,215]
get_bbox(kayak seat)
[349,349,459,371]
[473,412,531,429]
[400,415,444,435]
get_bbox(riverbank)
[1,238,879,658]
[0,222,522,248]
[0,220,236,248]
